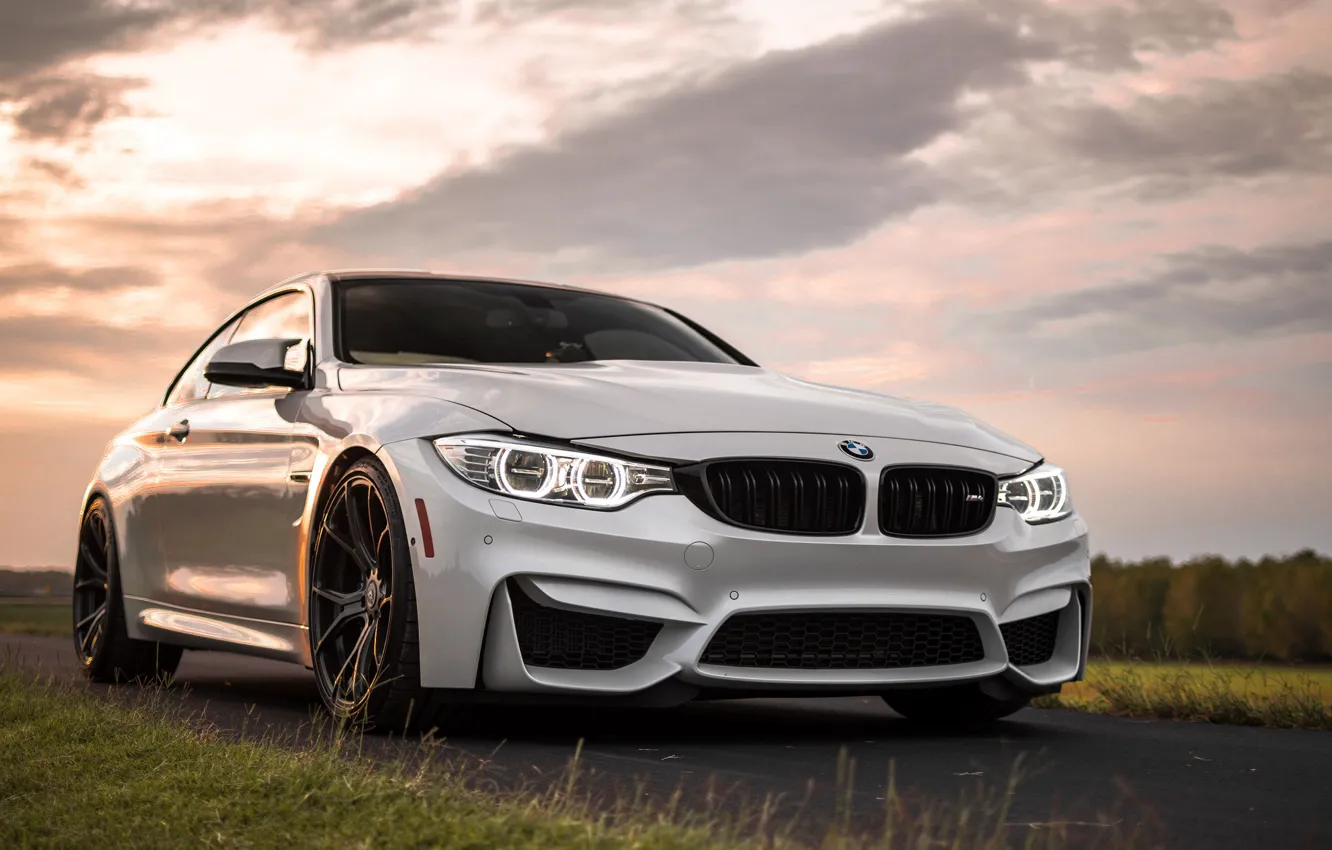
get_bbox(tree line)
[1090,549,1332,662]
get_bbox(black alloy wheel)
[309,458,438,731]
[73,498,182,682]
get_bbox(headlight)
[433,435,675,509]
[997,464,1071,524]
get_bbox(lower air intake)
[701,611,985,669]
[508,580,662,670]
[1000,610,1060,667]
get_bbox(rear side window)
[337,279,742,366]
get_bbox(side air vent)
[507,580,661,670]
[1000,609,1061,667]
[879,466,997,538]
[678,460,865,535]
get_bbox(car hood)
[337,360,1041,462]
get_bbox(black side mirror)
[204,338,308,389]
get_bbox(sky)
[1,0,1329,567]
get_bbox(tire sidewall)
[76,498,129,679]
[308,458,416,722]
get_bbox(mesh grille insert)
[1000,610,1061,667]
[691,460,864,534]
[701,611,985,669]
[508,580,662,670]
[879,467,996,537]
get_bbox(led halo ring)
[494,447,556,499]
[997,464,1071,524]
[572,457,627,506]
[434,435,675,510]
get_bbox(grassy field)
[0,599,68,637]
[0,672,1103,850]
[1036,661,1332,729]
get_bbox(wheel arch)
[299,445,378,641]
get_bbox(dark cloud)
[987,239,1332,358]
[0,0,166,81]
[3,73,143,141]
[1000,0,1235,72]
[0,262,160,294]
[317,6,1055,270]
[1052,69,1332,193]
[23,158,86,188]
[311,0,1252,270]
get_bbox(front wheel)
[308,458,448,733]
[883,684,1029,726]
[73,498,182,683]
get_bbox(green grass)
[1034,660,1332,729]
[0,599,69,637]
[0,671,1127,850]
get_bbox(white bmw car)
[74,270,1090,729]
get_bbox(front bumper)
[378,436,1091,697]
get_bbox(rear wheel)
[883,684,1029,726]
[309,458,445,732]
[73,498,182,683]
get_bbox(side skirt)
[123,596,311,666]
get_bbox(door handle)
[167,420,190,442]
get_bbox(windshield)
[336,278,747,366]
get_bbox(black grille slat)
[701,611,985,669]
[693,460,864,535]
[1000,610,1061,667]
[879,467,996,537]
[508,580,661,670]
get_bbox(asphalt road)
[5,633,1330,849]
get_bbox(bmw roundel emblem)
[838,439,874,461]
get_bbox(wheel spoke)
[344,484,379,576]
[85,515,106,552]
[321,522,357,560]
[78,606,106,656]
[76,603,106,631]
[315,606,365,656]
[312,584,360,608]
[332,623,371,699]
[78,541,107,578]
[353,625,377,698]
[74,577,105,592]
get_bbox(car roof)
[316,269,622,300]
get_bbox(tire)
[308,458,449,733]
[882,683,1029,726]
[73,498,183,683]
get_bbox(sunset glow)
[1,0,1329,565]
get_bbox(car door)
[148,290,313,624]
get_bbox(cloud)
[0,262,160,294]
[998,0,1235,72]
[988,239,1332,358]
[0,0,167,81]
[316,5,1055,270]
[1052,69,1332,193]
[2,73,144,141]
[0,314,198,375]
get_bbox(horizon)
[2,0,1330,564]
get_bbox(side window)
[209,291,313,399]
[165,315,242,406]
